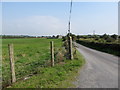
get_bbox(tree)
[101,34,109,40]
[52,35,56,38]
[66,33,77,41]
[106,37,114,42]
[111,34,118,40]
[62,36,67,41]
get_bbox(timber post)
[50,41,54,66]
[8,44,16,83]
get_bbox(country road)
[73,42,119,88]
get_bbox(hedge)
[76,40,120,57]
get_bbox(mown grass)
[2,38,62,87]
[9,49,85,88]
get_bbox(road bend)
[73,42,119,88]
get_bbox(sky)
[2,2,118,36]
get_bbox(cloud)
[3,16,67,36]
[2,15,117,36]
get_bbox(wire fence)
[2,40,67,88]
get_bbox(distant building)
[57,35,63,39]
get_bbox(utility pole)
[93,30,95,35]
[68,0,73,60]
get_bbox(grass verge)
[8,50,85,88]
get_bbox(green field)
[2,38,62,87]
[2,38,85,88]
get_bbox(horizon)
[1,33,119,37]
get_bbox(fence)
[2,37,74,88]
[2,42,50,88]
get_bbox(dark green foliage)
[66,33,77,41]
[76,40,120,56]
[62,36,67,41]
[111,34,118,40]
[106,37,115,42]
[101,33,110,40]
[76,33,120,56]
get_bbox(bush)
[55,47,66,63]
[106,37,115,42]
[111,34,118,40]
[76,40,120,56]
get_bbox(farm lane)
[73,42,118,88]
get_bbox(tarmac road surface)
[73,42,119,88]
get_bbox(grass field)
[10,51,85,88]
[2,38,85,88]
[2,38,63,87]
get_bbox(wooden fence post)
[50,41,54,67]
[0,46,2,90]
[8,44,16,83]
[68,36,73,60]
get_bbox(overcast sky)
[2,2,118,36]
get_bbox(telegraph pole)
[93,30,95,35]
[68,0,73,60]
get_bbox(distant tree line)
[1,35,33,39]
[62,33,120,43]
[1,35,63,39]
[62,33,120,56]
